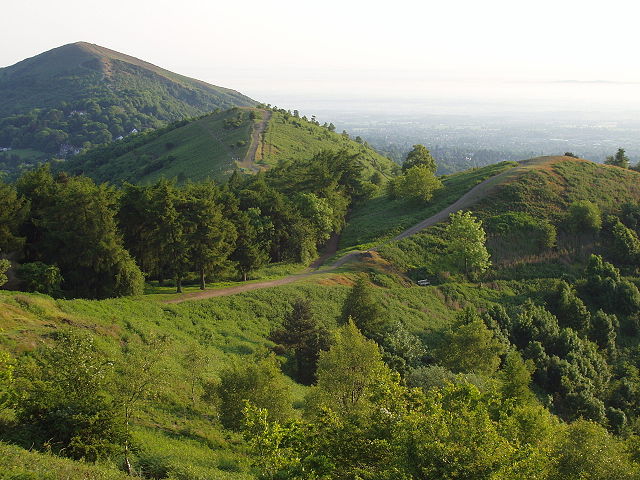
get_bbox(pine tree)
[340,275,384,337]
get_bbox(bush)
[16,262,63,295]
[212,356,292,431]
[13,331,125,461]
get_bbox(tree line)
[0,149,375,298]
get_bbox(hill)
[376,156,640,278]
[0,42,255,177]
[58,107,397,184]
[3,155,640,477]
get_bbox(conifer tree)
[339,275,384,337]
[270,298,330,384]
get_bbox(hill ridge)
[0,42,256,177]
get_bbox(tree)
[16,167,144,299]
[14,331,124,461]
[16,262,63,295]
[212,356,292,431]
[551,280,591,333]
[183,182,237,289]
[339,275,384,337]
[589,310,618,357]
[395,165,443,202]
[306,320,397,416]
[295,193,335,244]
[554,420,639,479]
[499,350,536,404]
[231,208,272,281]
[444,210,491,275]
[403,144,437,173]
[607,217,640,265]
[0,180,28,253]
[0,258,9,288]
[148,179,189,292]
[605,148,630,169]
[438,308,507,375]
[566,200,602,234]
[113,335,169,474]
[269,298,330,385]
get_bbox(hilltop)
[0,42,255,177]
[58,106,397,184]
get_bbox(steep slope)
[59,107,397,184]
[0,42,255,176]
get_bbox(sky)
[2,0,640,113]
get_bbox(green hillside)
[59,108,257,184]
[4,155,640,478]
[378,156,640,279]
[0,42,255,178]
[256,110,396,178]
[58,107,397,184]
[0,275,552,478]
[339,160,518,250]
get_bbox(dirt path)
[237,110,272,173]
[391,157,552,241]
[165,157,555,303]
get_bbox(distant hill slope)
[59,107,397,184]
[473,156,640,221]
[0,42,255,176]
[376,156,640,278]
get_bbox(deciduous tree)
[444,210,491,275]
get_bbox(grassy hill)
[376,156,640,279]
[339,160,518,250]
[0,274,537,478]
[0,42,255,178]
[3,155,640,477]
[58,107,397,184]
[59,108,257,184]
[256,111,396,178]
[0,42,253,116]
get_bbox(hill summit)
[0,42,255,171]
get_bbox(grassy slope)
[64,108,256,184]
[0,442,128,480]
[339,161,518,250]
[379,156,640,279]
[257,112,397,178]
[62,108,398,185]
[0,269,550,477]
[474,156,640,221]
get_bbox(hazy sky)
[2,0,640,112]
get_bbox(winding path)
[165,157,553,303]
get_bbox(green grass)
[0,441,128,479]
[474,157,640,222]
[63,108,258,185]
[0,267,563,478]
[259,111,397,178]
[339,161,518,250]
